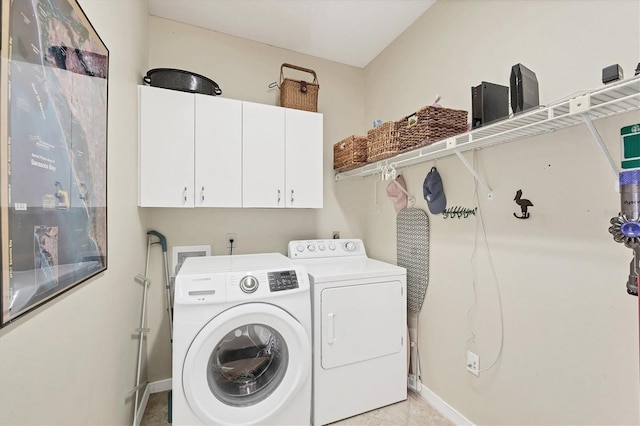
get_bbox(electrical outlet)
[467,351,480,376]
[226,233,236,248]
[332,231,340,239]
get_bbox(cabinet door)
[285,109,323,208]
[242,102,285,208]
[195,95,242,207]
[138,86,195,207]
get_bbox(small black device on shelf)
[471,81,509,129]
[602,64,624,84]
[510,63,539,115]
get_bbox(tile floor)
[141,389,454,425]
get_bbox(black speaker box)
[602,64,623,84]
[471,81,509,129]
[510,63,539,115]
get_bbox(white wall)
[360,0,640,424]
[0,1,149,424]
[143,16,367,382]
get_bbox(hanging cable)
[465,150,505,373]
[372,170,382,215]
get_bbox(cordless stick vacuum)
[609,171,640,296]
[132,230,173,425]
[608,124,640,296]
[146,230,173,339]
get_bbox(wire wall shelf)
[335,76,640,181]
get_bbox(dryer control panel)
[288,239,367,259]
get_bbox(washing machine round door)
[182,302,311,425]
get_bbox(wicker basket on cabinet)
[279,63,319,112]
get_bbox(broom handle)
[280,63,318,83]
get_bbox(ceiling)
[147,0,436,68]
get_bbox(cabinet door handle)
[201,186,205,202]
[290,189,294,204]
[183,187,187,203]
[277,189,281,204]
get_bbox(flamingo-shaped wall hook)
[514,189,533,219]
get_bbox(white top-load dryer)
[288,239,407,425]
[173,253,312,425]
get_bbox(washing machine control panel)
[268,270,299,292]
[288,239,367,259]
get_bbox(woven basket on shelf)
[334,135,368,171]
[279,63,319,112]
[397,106,468,152]
[367,121,401,162]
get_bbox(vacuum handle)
[147,230,167,252]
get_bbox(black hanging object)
[442,206,477,219]
[513,189,533,219]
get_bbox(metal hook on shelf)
[376,162,389,181]
[389,163,397,180]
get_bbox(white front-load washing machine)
[173,253,312,425]
[288,239,407,426]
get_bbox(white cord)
[465,151,505,373]
[372,172,381,215]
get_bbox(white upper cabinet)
[242,102,324,208]
[242,102,286,208]
[285,108,323,208]
[139,86,195,207]
[195,94,242,207]
[139,86,323,208]
[138,86,243,207]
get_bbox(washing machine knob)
[296,244,305,252]
[344,241,356,252]
[240,275,259,293]
[328,242,336,250]
[307,244,316,252]
[318,243,326,251]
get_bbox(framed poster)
[0,0,108,327]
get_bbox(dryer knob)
[307,244,316,252]
[345,241,357,252]
[328,242,336,250]
[240,275,259,293]
[296,244,305,253]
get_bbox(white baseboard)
[134,379,173,426]
[413,381,474,426]
[149,378,172,394]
